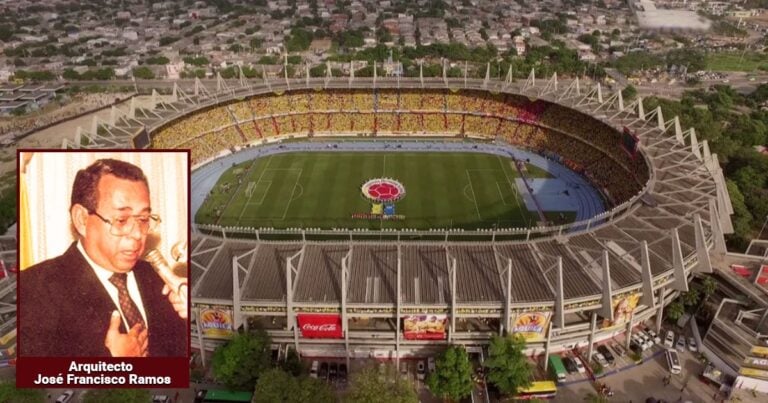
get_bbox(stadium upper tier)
[150,89,649,206]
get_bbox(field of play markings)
[196,152,570,230]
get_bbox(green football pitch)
[196,152,561,230]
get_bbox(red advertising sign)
[297,314,343,339]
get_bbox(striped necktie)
[108,273,146,330]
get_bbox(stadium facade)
[64,71,733,365]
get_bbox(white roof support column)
[596,82,603,103]
[396,244,401,367]
[637,96,645,120]
[232,255,242,330]
[90,115,99,135]
[674,116,684,145]
[449,256,457,343]
[419,60,424,88]
[640,241,657,309]
[553,257,565,329]
[694,214,713,274]
[171,82,179,103]
[617,88,624,112]
[656,106,664,131]
[341,250,350,334]
[504,65,514,89]
[709,198,727,256]
[522,68,535,92]
[600,251,614,322]
[128,97,136,119]
[216,72,224,92]
[504,258,512,335]
[671,228,690,292]
[324,62,331,89]
[689,127,702,160]
[483,62,490,89]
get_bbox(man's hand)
[104,311,148,357]
[162,284,187,319]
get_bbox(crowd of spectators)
[149,89,648,203]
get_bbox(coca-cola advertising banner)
[297,314,343,339]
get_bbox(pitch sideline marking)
[465,170,482,220]
[280,168,304,220]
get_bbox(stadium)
[68,70,733,363]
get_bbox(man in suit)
[19,158,187,357]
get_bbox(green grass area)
[705,52,768,72]
[196,152,573,230]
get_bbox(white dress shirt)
[77,242,148,329]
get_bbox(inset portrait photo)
[16,150,191,388]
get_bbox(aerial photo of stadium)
[67,72,732,367]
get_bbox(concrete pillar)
[543,321,553,372]
[587,312,597,360]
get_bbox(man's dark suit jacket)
[19,243,187,357]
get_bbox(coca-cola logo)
[302,323,338,332]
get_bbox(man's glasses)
[88,210,161,236]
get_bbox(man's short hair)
[71,158,148,212]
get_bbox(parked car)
[428,357,436,372]
[339,363,348,382]
[152,396,170,403]
[645,328,662,345]
[310,361,319,378]
[676,336,687,352]
[574,356,586,373]
[611,342,626,357]
[593,352,608,367]
[597,345,615,365]
[666,348,682,375]
[319,362,329,380]
[417,361,426,380]
[329,362,338,382]
[563,356,578,374]
[688,337,698,352]
[55,391,74,403]
[664,330,675,349]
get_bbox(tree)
[681,288,700,308]
[286,27,312,52]
[483,334,532,395]
[666,301,685,323]
[426,346,473,402]
[621,84,637,101]
[253,369,335,403]
[81,389,150,403]
[132,66,155,79]
[0,380,44,403]
[212,329,272,390]
[695,276,718,316]
[281,347,305,376]
[346,365,418,403]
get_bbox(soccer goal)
[245,181,256,198]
